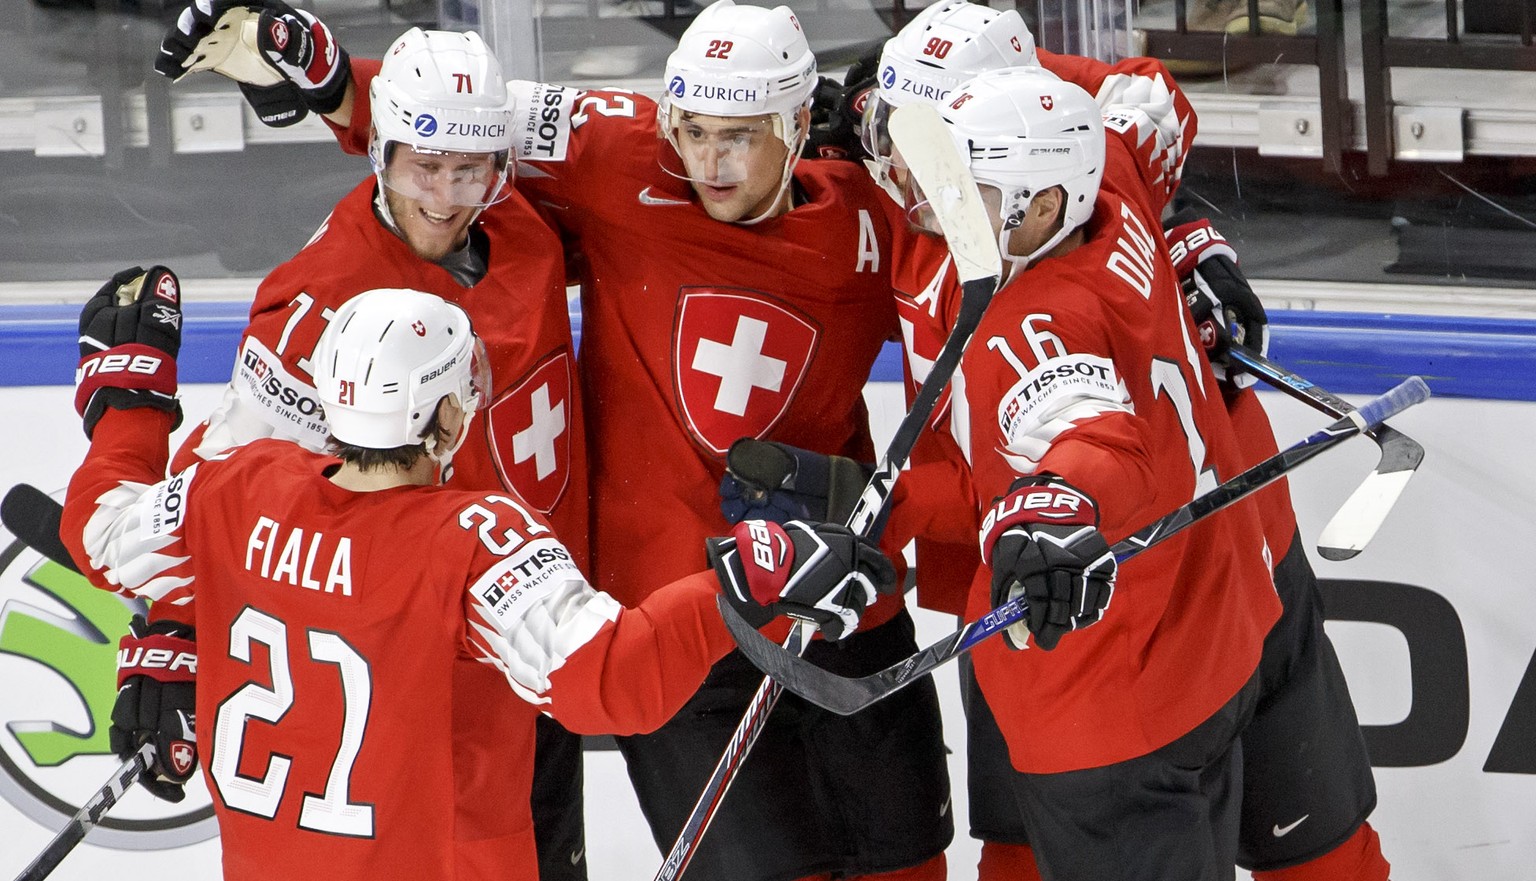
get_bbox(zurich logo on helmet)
[881,65,896,89]
[669,76,686,97]
[414,114,439,137]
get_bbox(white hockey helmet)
[865,0,1036,155]
[660,0,818,147]
[313,288,489,452]
[936,67,1104,270]
[369,28,516,209]
[658,0,817,219]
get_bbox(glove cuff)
[979,475,1099,565]
[118,631,198,688]
[300,43,351,114]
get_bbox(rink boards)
[0,305,1532,880]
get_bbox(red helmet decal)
[1041,95,1054,111]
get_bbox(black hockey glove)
[76,266,183,439]
[156,1,350,121]
[1165,210,1269,390]
[801,46,879,161]
[708,520,897,642]
[112,614,198,803]
[980,476,1116,651]
[720,438,872,527]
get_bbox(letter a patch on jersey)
[673,288,820,456]
[487,349,574,513]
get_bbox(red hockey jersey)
[952,83,1280,772]
[172,178,587,558]
[334,65,903,636]
[884,51,1202,616]
[64,409,732,881]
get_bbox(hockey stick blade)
[654,104,1000,881]
[722,376,1431,716]
[13,742,154,881]
[1228,348,1426,560]
[2,484,80,574]
[890,103,1002,287]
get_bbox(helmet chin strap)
[997,192,1075,283]
[733,104,810,227]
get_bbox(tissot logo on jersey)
[474,538,582,628]
[517,82,572,160]
[242,349,324,416]
[234,338,330,448]
[146,469,192,537]
[997,353,1123,445]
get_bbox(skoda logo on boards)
[0,502,216,850]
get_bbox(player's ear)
[1032,186,1067,226]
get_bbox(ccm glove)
[76,266,184,439]
[720,438,872,527]
[156,1,350,120]
[980,476,1116,651]
[1165,210,1269,389]
[113,615,198,803]
[708,520,897,641]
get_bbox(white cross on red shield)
[673,288,820,456]
[487,349,572,513]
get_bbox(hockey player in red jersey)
[204,2,955,878]
[63,277,893,881]
[724,5,1388,877]
[141,21,592,880]
[926,66,1279,880]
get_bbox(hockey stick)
[2,484,80,574]
[1228,347,1426,560]
[720,376,1431,717]
[653,102,1002,881]
[13,742,154,881]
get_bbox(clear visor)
[860,93,898,165]
[902,176,1023,238]
[380,143,512,210]
[663,111,782,186]
[462,335,492,414]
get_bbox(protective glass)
[380,143,512,209]
[663,112,781,186]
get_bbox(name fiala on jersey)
[244,515,355,596]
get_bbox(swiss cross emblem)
[269,21,288,51]
[1040,95,1054,111]
[487,349,572,513]
[412,321,426,336]
[169,741,195,776]
[154,273,179,303]
[673,288,819,456]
